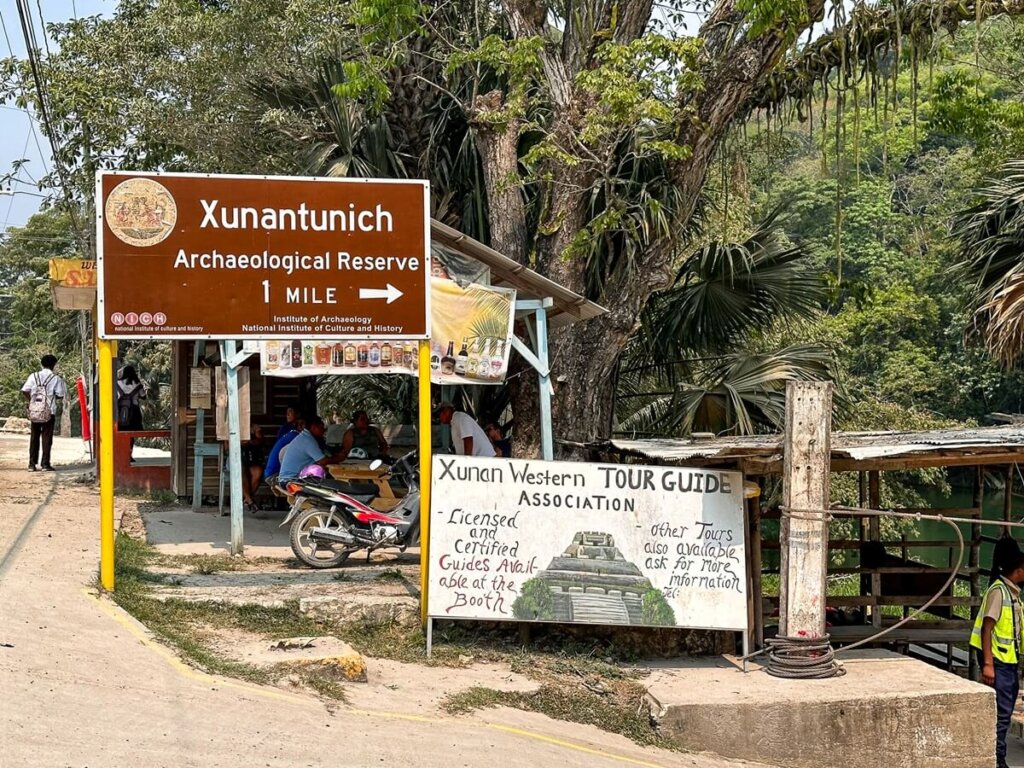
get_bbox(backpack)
[27,373,54,423]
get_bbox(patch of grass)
[374,568,405,582]
[148,489,178,504]
[304,675,348,702]
[443,683,671,749]
[444,686,505,714]
[163,554,248,575]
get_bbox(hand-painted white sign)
[427,456,748,631]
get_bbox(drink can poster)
[427,456,748,632]
[258,278,515,385]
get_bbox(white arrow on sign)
[359,283,404,304]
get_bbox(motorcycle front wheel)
[288,507,358,569]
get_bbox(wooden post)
[1004,464,1014,535]
[970,466,984,680]
[779,381,833,639]
[749,476,764,649]
[868,470,882,629]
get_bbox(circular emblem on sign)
[110,312,125,325]
[139,312,153,325]
[105,177,177,247]
[154,312,167,326]
[125,312,139,325]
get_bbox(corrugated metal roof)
[430,219,607,328]
[604,425,1024,470]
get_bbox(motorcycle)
[280,450,420,569]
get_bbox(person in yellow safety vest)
[970,536,1024,768]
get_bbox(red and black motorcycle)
[279,451,420,569]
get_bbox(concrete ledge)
[646,650,993,768]
[299,594,419,627]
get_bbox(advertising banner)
[258,278,515,384]
[96,171,430,340]
[49,258,97,310]
[427,456,748,631]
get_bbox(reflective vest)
[970,580,1021,665]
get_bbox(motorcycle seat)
[304,477,381,498]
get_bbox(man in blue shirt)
[278,416,340,483]
[264,415,305,486]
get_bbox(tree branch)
[746,0,1024,114]
[501,0,573,107]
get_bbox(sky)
[0,0,111,233]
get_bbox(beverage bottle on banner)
[266,346,279,370]
[316,341,331,366]
[303,343,315,366]
[466,338,480,376]
[368,342,381,367]
[380,341,392,367]
[403,342,414,370]
[454,337,469,376]
[478,339,491,378]
[331,343,344,368]
[440,341,456,375]
[357,342,369,367]
[430,342,441,371]
[279,341,292,369]
[344,341,357,367]
[291,340,303,368]
[491,340,504,378]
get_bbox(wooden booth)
[598,425,1024,677]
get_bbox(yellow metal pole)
[98,338,116,591]
[418,340,432,627]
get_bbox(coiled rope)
[764,634,846,679]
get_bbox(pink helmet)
[298,464,325,480]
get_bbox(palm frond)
[952,160,1024,367]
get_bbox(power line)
[13,0,84,245]
[34,0,51,59]
[1,127,33,233]
[0,10,14,57]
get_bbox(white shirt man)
[437,403,496,457]
[21,354,67,471]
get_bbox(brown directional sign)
[96,172,430,340]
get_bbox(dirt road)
[0,435,762,768]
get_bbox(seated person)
[485,422,512,458]
[336,409,389,462]
[324,412,346,452]
[265,415,304,488]
[240,422,265,512]
[278,416,344,483]
[274,405,300,442]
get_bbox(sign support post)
[418,339,432,629]
[222,340,245,555]
[99,338,116,591]
[534,304,553,461]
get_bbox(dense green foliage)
[746,20,1024,428]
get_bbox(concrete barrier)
[645,650,993,768]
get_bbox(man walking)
[22,354,66,471]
